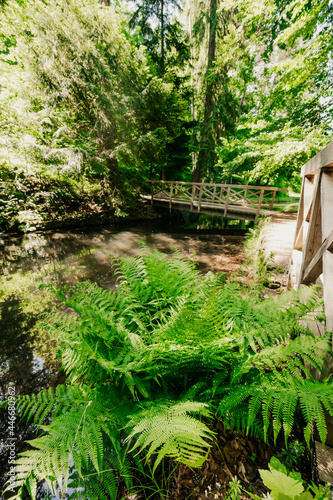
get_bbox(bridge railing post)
[213,185,217,202]
[169,182,174,210]
[321,170,333,332]
[269,189,277,210]
[150,182,155,206]
[190,184,196,212]
[255,188,265,219]
[224,186,231,217]
[243,186,248,206]
[198,183,203,212]
[289,140,333,336]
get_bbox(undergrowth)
[0,160,135,232]
[2,247,332,499]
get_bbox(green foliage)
[215,125,330,189]
[243,218,275,284]
[281,439,306,469]
[0,0,192,229]
[2,0,333,219]
[0,160,121,231]
[127,401,214,470]
[129,0,187,78]
[189,0,333,183]
[260,459,304,499]
[4,249,333,499]
[226,476,242,500]
[248,457,332,500]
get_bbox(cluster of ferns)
[4,248,333,499]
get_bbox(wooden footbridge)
[288,141,333,447]
[289,141,333,333]
[144,181,286,221]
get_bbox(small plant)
[247,457,332,500]
[281,439,306,468]
[225,476,242,500]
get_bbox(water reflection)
[0,222,245,492]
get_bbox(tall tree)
[214,0,333,187]
[192,0,217,181]
[190,1,252,181]
[129,0,181,77]
[189,0,333,184]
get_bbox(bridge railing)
[289,141,333,332]
[148,180,285,217]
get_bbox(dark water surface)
[0,221,245,493]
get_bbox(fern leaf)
[126,401,214,471]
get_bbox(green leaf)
[259,469,304,498]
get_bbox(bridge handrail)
[289,141,333,333]
[147,180,286,216]
[148,180,285,191]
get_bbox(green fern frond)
[68,464,118,500]
[218,372,333,446]
[16,385,87,428]
[126,401,214,471]
[10,250,333,500]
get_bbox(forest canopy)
[0,0,333,229]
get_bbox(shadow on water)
[0,220,246,494]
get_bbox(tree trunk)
[192,0,217,182]
[101,127,119,185]
[106,156,120,182]
[188,1,196,173]
[160,0,165,77]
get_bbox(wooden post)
[243,186,248,206]
[190,184,196,211]
[298,172,322,287]
[198,183,203,213]
[269,189,277,210]
[219,185,226,202]
[213,185,217,203]
[169,183,174,210]
[224,186,231,218]
[255,188,265,218]
[321,170,333,333]
[290,176,316,289]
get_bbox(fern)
[126,401,214,471]
[5,249,333,499]
[218,373,333,446]
[68,464,119,500]
[16,385,88,428]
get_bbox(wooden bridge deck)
[143,181,286,221]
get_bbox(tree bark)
[192,0,217,182]
[188,1,196,173]
[160,0,165,77]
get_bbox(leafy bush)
[4,249,333,499]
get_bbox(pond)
[0,220,245,494]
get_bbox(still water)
[0,221,245,494]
